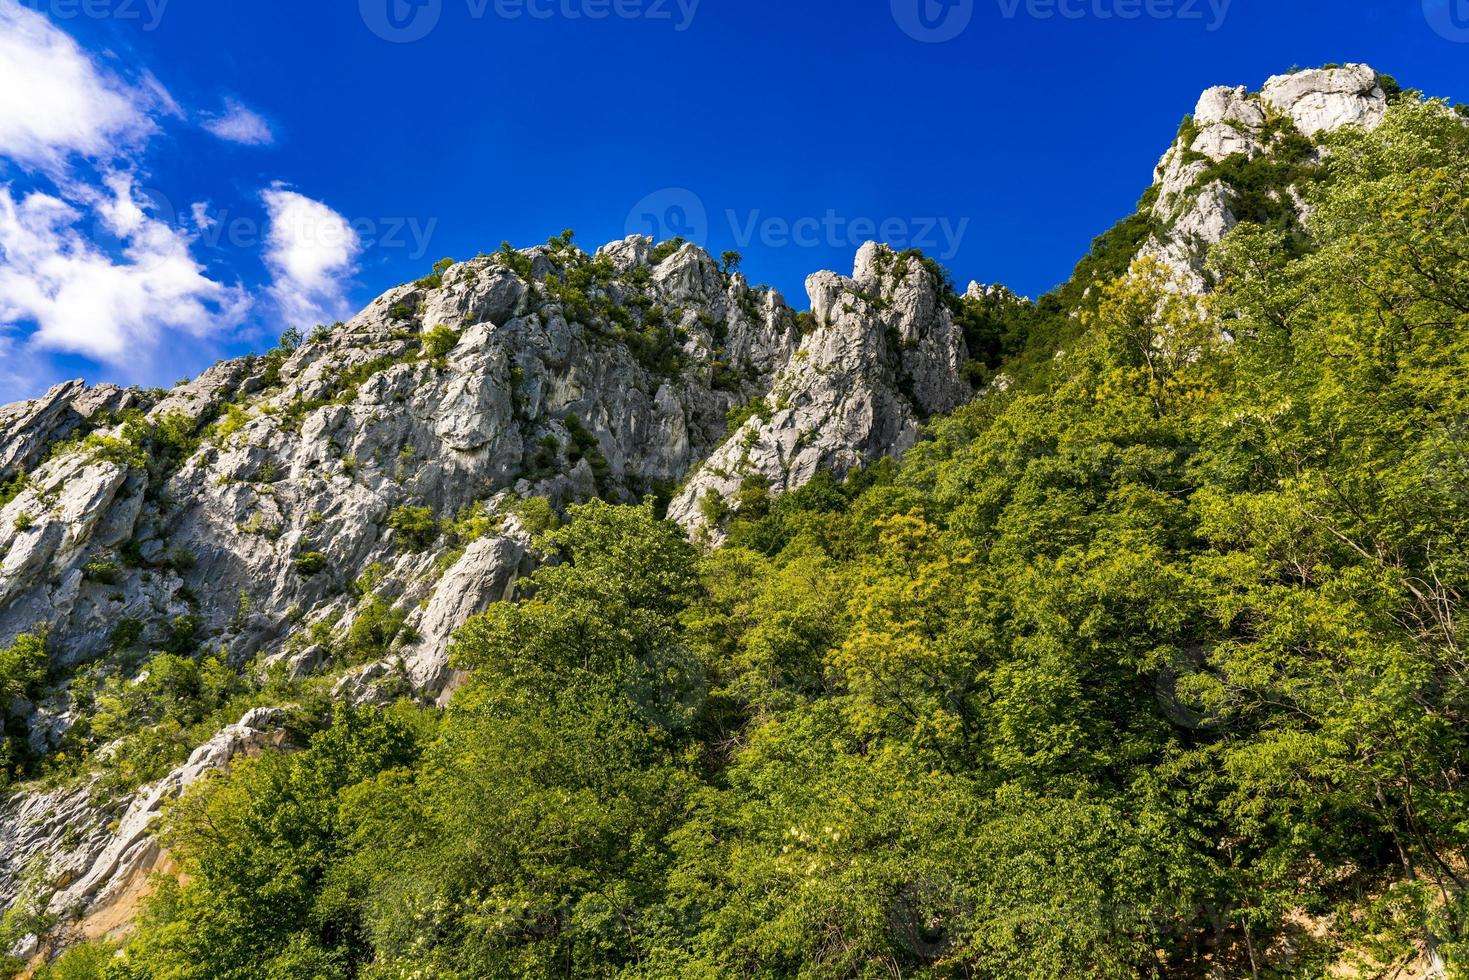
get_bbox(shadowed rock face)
[1140,64,1390,291]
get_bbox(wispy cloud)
[202,99,275,147]
[0,172,249,363]
[0,0,171,171]
[0,0,253,393]
[0,2,364,403]
[261,184,361,329]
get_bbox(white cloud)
[0,3,356,403]
[0,173,249,363]
[202,100,274,147]
[0,0,170,170]
[190,201,216,231]
[261,185,360,328]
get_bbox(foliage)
[0,633,48,784]
[564,414,611,490]
[32,939,119,978]
[386,504,438,551]
[420,324,461,362]
[209,403,251,443]
[444,500,502,545]
[293,551,328,576]
[1189,116,1320,245]
[0,471,26,509]
[496,240,534,278]
[341,594,410,663]
[100,101,1469,978]
[414,256,457,290]
[725,396,771,435]
[697,486,729,528]
[46,409,203,496]
[113,707,430,980]
[649,237,686,264]
[505,495,560,537]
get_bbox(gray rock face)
[668,243,970,541]
[401,519,537,692]
[0,239,795,668]
[0,382,139,486]
[58,709,285,919]
[1140,64,1390,290]
[1260,64,1388,136]
[0,707,285,920]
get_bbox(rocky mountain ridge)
[0,61,1428,962]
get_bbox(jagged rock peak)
[668,242,970,542]
[1140,64,1393,290]
[965,281,1029,305]
[1259,63,1389,136]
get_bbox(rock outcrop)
[0,707,285,929]
[668,243,969,540]
[1260,63,1388,136]
[0,239,793,672]
[1141,64,1391,289]
[0,382,138,486]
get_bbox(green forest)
[14,98,1469,978]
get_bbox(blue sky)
[0,0,1463,403]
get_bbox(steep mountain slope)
[4,62,1464,976]
[670,242,970,540]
